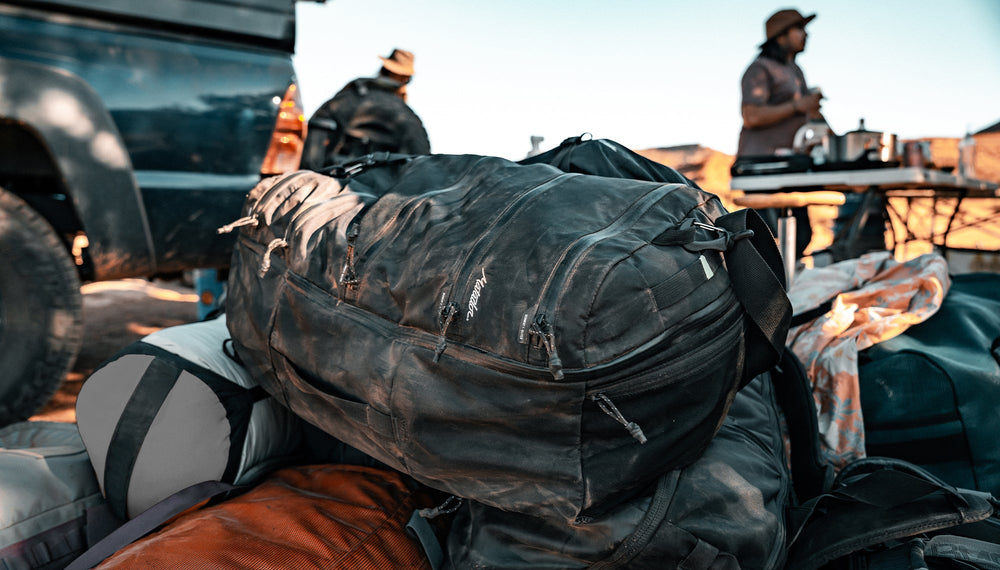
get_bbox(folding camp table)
[730,166,1000,270]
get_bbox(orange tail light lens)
[260,83,307,176]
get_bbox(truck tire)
[0,188,84,426]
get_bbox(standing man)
[736,8,824,258]
[302,49,431,170]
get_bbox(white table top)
[730,166,999,197]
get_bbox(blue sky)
[294,0,1000,161]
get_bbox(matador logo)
[466,267,488,321]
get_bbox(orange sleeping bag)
[96,464,439,569]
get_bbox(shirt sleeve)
[740,60,771,107]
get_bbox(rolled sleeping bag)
[76,315,302,520]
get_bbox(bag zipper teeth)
[433,302,460,361]
[528,315,563,379]
[587,305,743,395]
[437,171,569,316]
[283,267,739,390]
[528,182,688,378]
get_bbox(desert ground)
[29,279,201,423]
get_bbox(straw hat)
[763,9,815,43]
[379,49,415,77]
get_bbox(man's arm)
[742,91,822,128]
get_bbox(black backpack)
[301,78,430,170]
[223,140,791,523]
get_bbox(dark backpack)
[301,78,430,170]
[444,371,793,570]
[224,141,791,523]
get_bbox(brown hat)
[763,8,816,43]
[379,49,415,77]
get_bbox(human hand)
[795,88,823,117]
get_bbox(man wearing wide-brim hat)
[735,7,826,258]
[300,48,430,170]
[377,48,415,102]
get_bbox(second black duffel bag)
[224,146,790,522]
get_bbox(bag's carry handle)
[65,480,238,570]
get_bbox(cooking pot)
[824,119,899,164]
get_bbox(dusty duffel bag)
[75,315,303,521]
[225,150,790,522]
[444,371,792,570]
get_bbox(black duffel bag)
[224,144,790,522]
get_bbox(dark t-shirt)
[737,56,810,157]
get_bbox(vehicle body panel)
[0,1,299,278]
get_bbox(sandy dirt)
[29,278,201,424]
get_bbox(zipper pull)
[529,315,564,380]
[338,223,360,299]
[434,302,460,362]
[592,393,647,444]
[416,495,463,520]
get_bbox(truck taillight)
[260,83,307,176]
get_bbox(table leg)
[778,208,797,286]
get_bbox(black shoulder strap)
[716,207,792,385]
[66,480,239,570]
[771,347,833,502]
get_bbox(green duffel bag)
[859,272,1000,496]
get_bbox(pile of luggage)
[3,137,1000,569]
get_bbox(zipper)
[338,157,508,303]
[427,172,570,354]
[284,271,551,380]
[338,221,361,299]
[283,268,741,393]
[526,182,687,379]
[584,310,742,444]
[586,303,742,395]
[352,157,491,265]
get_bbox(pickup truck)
[0,0,310,425]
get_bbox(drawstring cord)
[258,238,287,278]
[217,215,258,234]
[593,393,647,444]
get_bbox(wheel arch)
[0,57,156,280]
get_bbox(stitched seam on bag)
[806,515,968,568]
[582,243,652,369]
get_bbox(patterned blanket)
[787,251,951,469]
